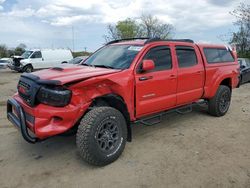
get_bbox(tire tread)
[76,107,127,166]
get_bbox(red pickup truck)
[7,38,239,166]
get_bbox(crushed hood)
[31,64,121,85]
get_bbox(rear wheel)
[208,85,231,117]
[76,107,127,166]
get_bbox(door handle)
[195,71,202,74]
[139,76,153,81]
[169,74,177,79]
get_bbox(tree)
[14,47,25,56]
[14,43,27,56]
[230,3,250,57]
[17,43,27,49]
[104,19,140,41]
[0,44,9,58]
[140,14,174,39]
[116,19,141,39]
[104,15,174,41]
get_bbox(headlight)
[36,86,72,107]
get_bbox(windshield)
[21,51,33,59]
[83,45,143,69]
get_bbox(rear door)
[135,45,177,117]
[175,45,205,105]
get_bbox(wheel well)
[23,64,33,68]
[220,78,232,89]
[90,94,132,142]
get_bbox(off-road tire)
[76,107,127,166]
[208,85,231,117]
[23,65,33,73]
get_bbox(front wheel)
[76,107,127,166]
[23,65,33,73]
[208,85,231,117]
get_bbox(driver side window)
[31,51,42,59]
[142,46,172,72]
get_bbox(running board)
[133,100,207,126]
[176,105,193,114]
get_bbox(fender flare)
[205,76,232,98]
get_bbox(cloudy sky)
[0,0,247,52]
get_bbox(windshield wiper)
[93,65,115,69]
[81,63,95,68]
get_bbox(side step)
[133,100,207,126]
[176,105,193,114]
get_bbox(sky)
[0,0,247,52]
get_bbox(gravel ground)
[0,69,250,188]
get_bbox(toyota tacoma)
[7,38,239,166]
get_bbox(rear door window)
[176,47,198,68]
[203,48,234,63]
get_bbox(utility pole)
[72,26,75,52]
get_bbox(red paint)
[141,60,155,71]
[11,40,239,139]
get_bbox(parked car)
[67,56,88,64]
[238,58,250,84]
[7,38,239,166]
[8,49,73,72]
[0,58,12,69]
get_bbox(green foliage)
[104,14,174,42]
[14,47,25,56]
[0,43,26,58]
[0,44,8,58]
[237,51,250,58]
[116,19,140,39]
[72,51,92,58]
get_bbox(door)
[244,60,250,82]
[29,51,43,69]
[135,46,177,117]
[242,67,250,83]
[175,46,205,105]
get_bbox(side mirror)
[141,60,155,72]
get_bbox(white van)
[9,49,73,72]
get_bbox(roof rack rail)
[106,37,150,45]
[145,38,194,44]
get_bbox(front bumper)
[7,95,91,143]
[7,98,38,143]
[8,64,22,71]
